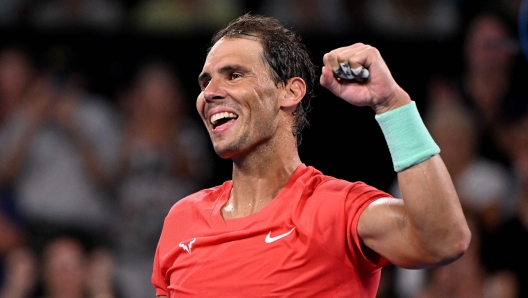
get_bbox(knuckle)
[323,52,335,63]
[336,53,348,62]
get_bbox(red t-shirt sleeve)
[300,177,392,272]
[346,182,392,269]
[152,244,169,297]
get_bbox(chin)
[214,141,255,161]
[213,144,238,160]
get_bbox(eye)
[200,80,210,91]
[230,73,242,80]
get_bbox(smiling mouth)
[210,112,239,129]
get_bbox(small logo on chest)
[179,238,196,254]
[265,227,296,243]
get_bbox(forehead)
[203,37,266,69]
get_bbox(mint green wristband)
[375,101,440,172]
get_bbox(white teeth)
[210,112,238,125]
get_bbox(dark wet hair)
[209,13,317,146]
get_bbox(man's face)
[197,37,282,159]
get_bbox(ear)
[279,77,306,109]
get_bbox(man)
[152,14,471,297]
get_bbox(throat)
[221,159,301,219]
[221,191,272,219]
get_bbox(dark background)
[1,0,526,193]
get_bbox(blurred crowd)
[0,0,527,298]
[0,0,521,38]
[382,8,528,298]
[0,42,212,297]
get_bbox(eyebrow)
[198,64,251,86]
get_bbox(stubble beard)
[213,119,275,161]
[213,135,247,160]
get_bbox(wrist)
[372,87,412,115]
[375,101,440,172]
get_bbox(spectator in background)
[254,0,352,35]
[40,235,117,298]
[484,109,528,298]
[0,49,120,255]
[0,46,33,281]
[408,11,528,297]
[0,246,37,298]
[0,46,36,125]
[130,0,243,33]
[364,0,461,40]
[0,234,119,298]
[112,61,212,298]
[452,11,527,167]
[29,0,125,31]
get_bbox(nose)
[203,77,226,103]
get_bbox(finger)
[323,44,364,71]
[335,64,369,81]
[338,62,354,78]
[324,44,371,81]
[343,46,374,81]
[320,66,339,90]
[336,45,371,68]
[354,67,369,79]
[323,52,340,74]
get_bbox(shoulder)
[158,182,230,246]
[293,167,390,219]
[302,166,384,198]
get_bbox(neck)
[222,134,301,219]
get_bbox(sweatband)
[375,101,440,172]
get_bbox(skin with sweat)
[197,37,305,219]
[157,37,470,298]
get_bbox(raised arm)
[320,43,471,269]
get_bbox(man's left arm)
[320,43,471,269]
[358,88,470,269]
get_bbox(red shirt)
[152,164,391,297]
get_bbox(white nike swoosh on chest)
[265,227,296,243]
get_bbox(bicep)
[357,198,432,269]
